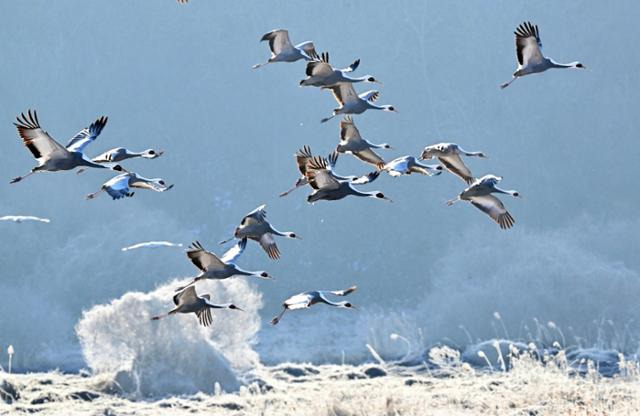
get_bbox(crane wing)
[196,307,213,327]
[354,147,385,167]
[325,83,357,106]
[261,29,293,54]
[284,292,314,309]
[220,237,247,264]
[306,52,333,77]
[241,204,267,226]
[186,241,226,271]
[515,21,544,67]
[469,195,515,229]
[305,156,340,190]
[296,41,318,60]
[359,90,379,103]
[66,116,108,153]
[439,154,474,184]
[258,233,280,260]
[295,145,313,176]
[14,110,69,164]
[103,173,132,200]
[341,58,360,73]
[339,115,362,142]
[350,170,380,185]
[91,147,125,163]
[173,286,198,306]
[384,156,410,174]
[326,150,339,170]
[327,285,357,296]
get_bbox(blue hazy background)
[1,1,639,371]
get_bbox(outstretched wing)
[325,83,357,106]
[240,204,267,225]
[295,145,313,176]
[92,147,125,163]
[196,307,213,327]
[359,90,379,103]
[384,156,410,174]
[439,154,474,184]
[296,41,318,60]
[186,241,225,271]
[306,52,333,77]
[341,58,360,73]
[14,110,69,164]
[220,237,247,264]
[259,233,280,260]
[354,148,385,167]
[327,285,357,296]
[173,286,198,306]
[261,29,293,55]
[339,115,362,142]
[284,292,314,309]
[66,116,108,153]
[103,173,132,200]
[470,195,515,230]
[351,170,380,185]
[326,151,339,170]
[305,156,340,190]
[514,21,544,67]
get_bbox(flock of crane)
[7,21,584,328]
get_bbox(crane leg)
[270,308,287,325]
[10,171,34,184]
[500,76,518,89]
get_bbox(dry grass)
[1,353,639,416]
